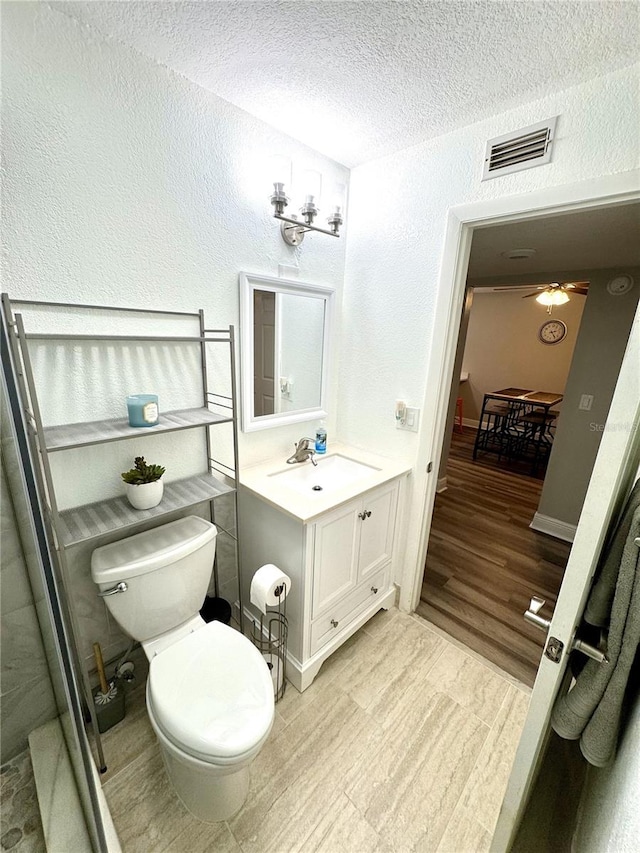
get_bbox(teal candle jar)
[127,394,159,428]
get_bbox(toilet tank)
[91,516,217,643]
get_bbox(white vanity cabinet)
[310,482,397,654]
[239,473,405,692]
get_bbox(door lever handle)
[523,596,608,664]
[524,596,551,631]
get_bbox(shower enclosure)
[1,305,112,850]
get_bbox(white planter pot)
[125,480,163,510]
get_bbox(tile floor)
[101,609,530,852]
[0,750,45,853]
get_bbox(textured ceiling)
[468,203,640,280]
[52,0,639,167]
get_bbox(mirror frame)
[239,272,334,432]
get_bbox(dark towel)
[551,480,640,767]
[585,478,640,627]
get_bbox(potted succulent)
[121,456,166,510]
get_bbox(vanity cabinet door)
[357,482,398,581]
[311,501,360,617]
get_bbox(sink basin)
[269,453,380,495]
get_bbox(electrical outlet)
[397,407,420,431]
[579,394,594,411]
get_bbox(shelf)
[44,407,232,452]
[58,473,235,547]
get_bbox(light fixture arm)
[274,213,340,245]
[270,177,343,244]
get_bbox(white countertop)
[239,442,411,522]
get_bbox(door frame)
[401,169,640,613]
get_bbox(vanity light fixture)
[270,162,345,245]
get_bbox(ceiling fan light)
[536,289,570,306]
[535,290,554,306]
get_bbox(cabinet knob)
[330,619,339,628]
[358,510,373,520]
[371,586,378,594]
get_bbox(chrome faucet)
[286,437,317,466]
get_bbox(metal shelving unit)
[1,294,242,774]
[44,407,232,452]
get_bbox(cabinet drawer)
[310,566,388,656]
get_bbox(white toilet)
[91,515,274,822]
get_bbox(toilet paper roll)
[250,564,291,614]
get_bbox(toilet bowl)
[145,618,274,821]
[91,516,275,822]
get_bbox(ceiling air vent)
[482,117,558,181]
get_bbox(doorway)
[412,193,640,685]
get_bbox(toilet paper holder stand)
[250,583,288,703]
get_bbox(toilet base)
[147,697,259,823]
[159,739,250,823]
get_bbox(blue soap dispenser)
[315,421,327,454]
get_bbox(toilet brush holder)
[93,680,126,733]
[92,641,126,733]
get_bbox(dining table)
[472,387,563,473]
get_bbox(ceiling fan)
[492,280,589,313]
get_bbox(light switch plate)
[397,407,420,431]
[579,394,594,411]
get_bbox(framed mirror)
[239,272,334,432]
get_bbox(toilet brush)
[92,642,125,733]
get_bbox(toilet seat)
[147,621,275,765]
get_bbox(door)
[311,500,360,616]
[491,307,640,851]
[357,482,398,580]
[253,289,276,416]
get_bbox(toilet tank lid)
[91,516,217,584]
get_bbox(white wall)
[1,1,348,669]
[460,288,586,422]
[1,1,349,469]
[341,63,640,586]
[3,3,639,644]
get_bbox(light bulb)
[536,290,570,306]
[269,156,291,216]
[327,182,346,234]
[331,183,346,215]
[270,155,291,187]
[536,291,554,306]
[302,169,322,206]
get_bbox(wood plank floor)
[417,429,571,686]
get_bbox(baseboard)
[530,512,577,543]
[436,477,448,493]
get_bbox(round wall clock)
[538,319,567,345]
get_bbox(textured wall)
[341,63,640,585]
[2,1,348,471]
[1,1,348,670]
